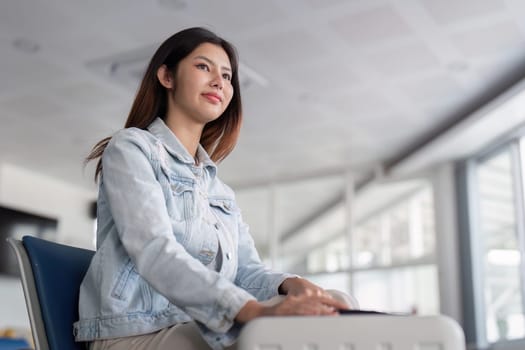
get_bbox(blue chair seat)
[8,236,94,350]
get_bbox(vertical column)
[432,163,463,325]
[511,142,525,327]
[345,171,355,294]
[409,196,424,259]
[268,183,279,270]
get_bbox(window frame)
[457,124,525,349]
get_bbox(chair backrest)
[8,236,94,350]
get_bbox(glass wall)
[304,186,438,314]
[236,178,440,316]
[475,145,525,342]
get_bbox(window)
[459,130,525,348]
[304,185,439,315]
[352,188,435,269]
[235,175,439,316]
[472,142,525,343]
[352,265,438,314]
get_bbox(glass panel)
[352,218,388,267]
[306,234,349,273]
[390,201,411,264]
[276,175,346,272]
[353,265,439,315]
[352,186,435,268]
[235,174,346,272]
[303,272,351,296]
[419,188,436,258]
[477,149,525,342]
[235,186,270,260]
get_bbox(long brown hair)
[86,27,243,181]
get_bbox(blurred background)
[1,1,525,349]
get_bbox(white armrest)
[238,315,465,350]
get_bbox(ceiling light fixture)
[157,0,187,10]
[446,61,469,73]
[12,38,40,54]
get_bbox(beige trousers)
[89,290,358,350]
[90,322,236,350]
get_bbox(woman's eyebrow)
[194,55,231,72]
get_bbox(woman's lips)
[202,93,222,103]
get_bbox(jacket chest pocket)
[209,198,236,216]
[169,177,196,222]
[209,198,238,236]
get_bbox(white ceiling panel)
[331,5,414,48]
[421,0,506,25]
[365,41,442,77]
[401,74,465,106]
[451,21,525,57]
[240,30,329,66]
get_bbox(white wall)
[430,162,463,326]
[0,163,96,331]
[0,163,96,248]
[0,276,30,330]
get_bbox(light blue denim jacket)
[74,118,295,349]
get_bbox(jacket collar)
[147,117,217,176]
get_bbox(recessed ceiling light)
[12,38,40,54]
[157,0,187,10]
[446,61,469,73]
[298,92,319,103]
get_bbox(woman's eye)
[222,73,231,81]
[196,63,209,71]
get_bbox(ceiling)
[2,0,525,252]
[2,0,525,190]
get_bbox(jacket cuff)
[210,287,256,333]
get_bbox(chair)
[238,314,466,349]
[8,236,94,350]
[9,235,466,350]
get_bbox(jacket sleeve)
[233,208,298,301]
[101,129,255,333]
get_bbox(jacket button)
[226,252,232,260]
[214,223,219,230]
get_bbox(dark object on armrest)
[338,309,392,315]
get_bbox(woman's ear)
[157,65,174,89]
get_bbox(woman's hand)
[235,282,349,323]
[279,277,326,297]
[263,293,347,317]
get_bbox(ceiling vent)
[86,45,268,91]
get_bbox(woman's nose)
[211,73,224,90]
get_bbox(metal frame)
[7,238,50,350]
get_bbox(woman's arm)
[234,217,297,300]
[101,130,255,333]
[231,205,349,322]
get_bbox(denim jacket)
[73,118,295,349]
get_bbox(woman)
[75,27,350,350]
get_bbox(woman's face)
[169,42,234,126]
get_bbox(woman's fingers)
[318,294,350,311]
[294,303,337,316]
[300,291,349,310]
[269,293,346,316]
